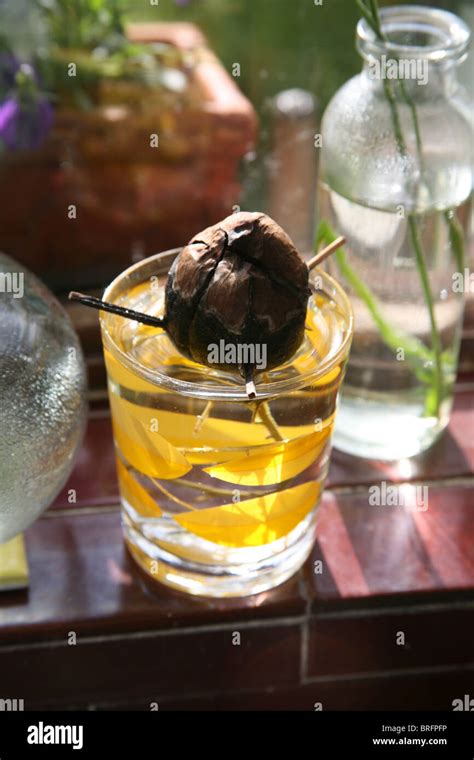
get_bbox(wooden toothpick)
[307,236,346,271]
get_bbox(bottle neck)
[357,6,470,97]
[361,57,460,98]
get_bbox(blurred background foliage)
[123,0,473,108]
[127,0,473,208]
[2,1,471,110]
[0,0,471,213]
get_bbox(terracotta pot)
[0,23,257,291]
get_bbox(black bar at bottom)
[0,710,473,757]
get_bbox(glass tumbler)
[100,249,352,597]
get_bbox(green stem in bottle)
[383,79,407,155]
[407,216,444,413]
[398,79,424,165]
[316,221,434,379]
[444,209,465,273]
[355,0,377,32]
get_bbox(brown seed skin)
[164,212,310,374]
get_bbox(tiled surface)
[2,368,473,708]
[93,667,474,711]
[306,608,474,677]
[4,484,472,647]
[0,512,306,643]
[1,622,301,708]
[308,485,474,601]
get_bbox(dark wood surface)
[1,317,473,709]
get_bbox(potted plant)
[0,0,257,289]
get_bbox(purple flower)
[0,96,53,151]
[0,62,54,151]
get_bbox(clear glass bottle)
[318,6,472,460]
[0,253,87,544]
